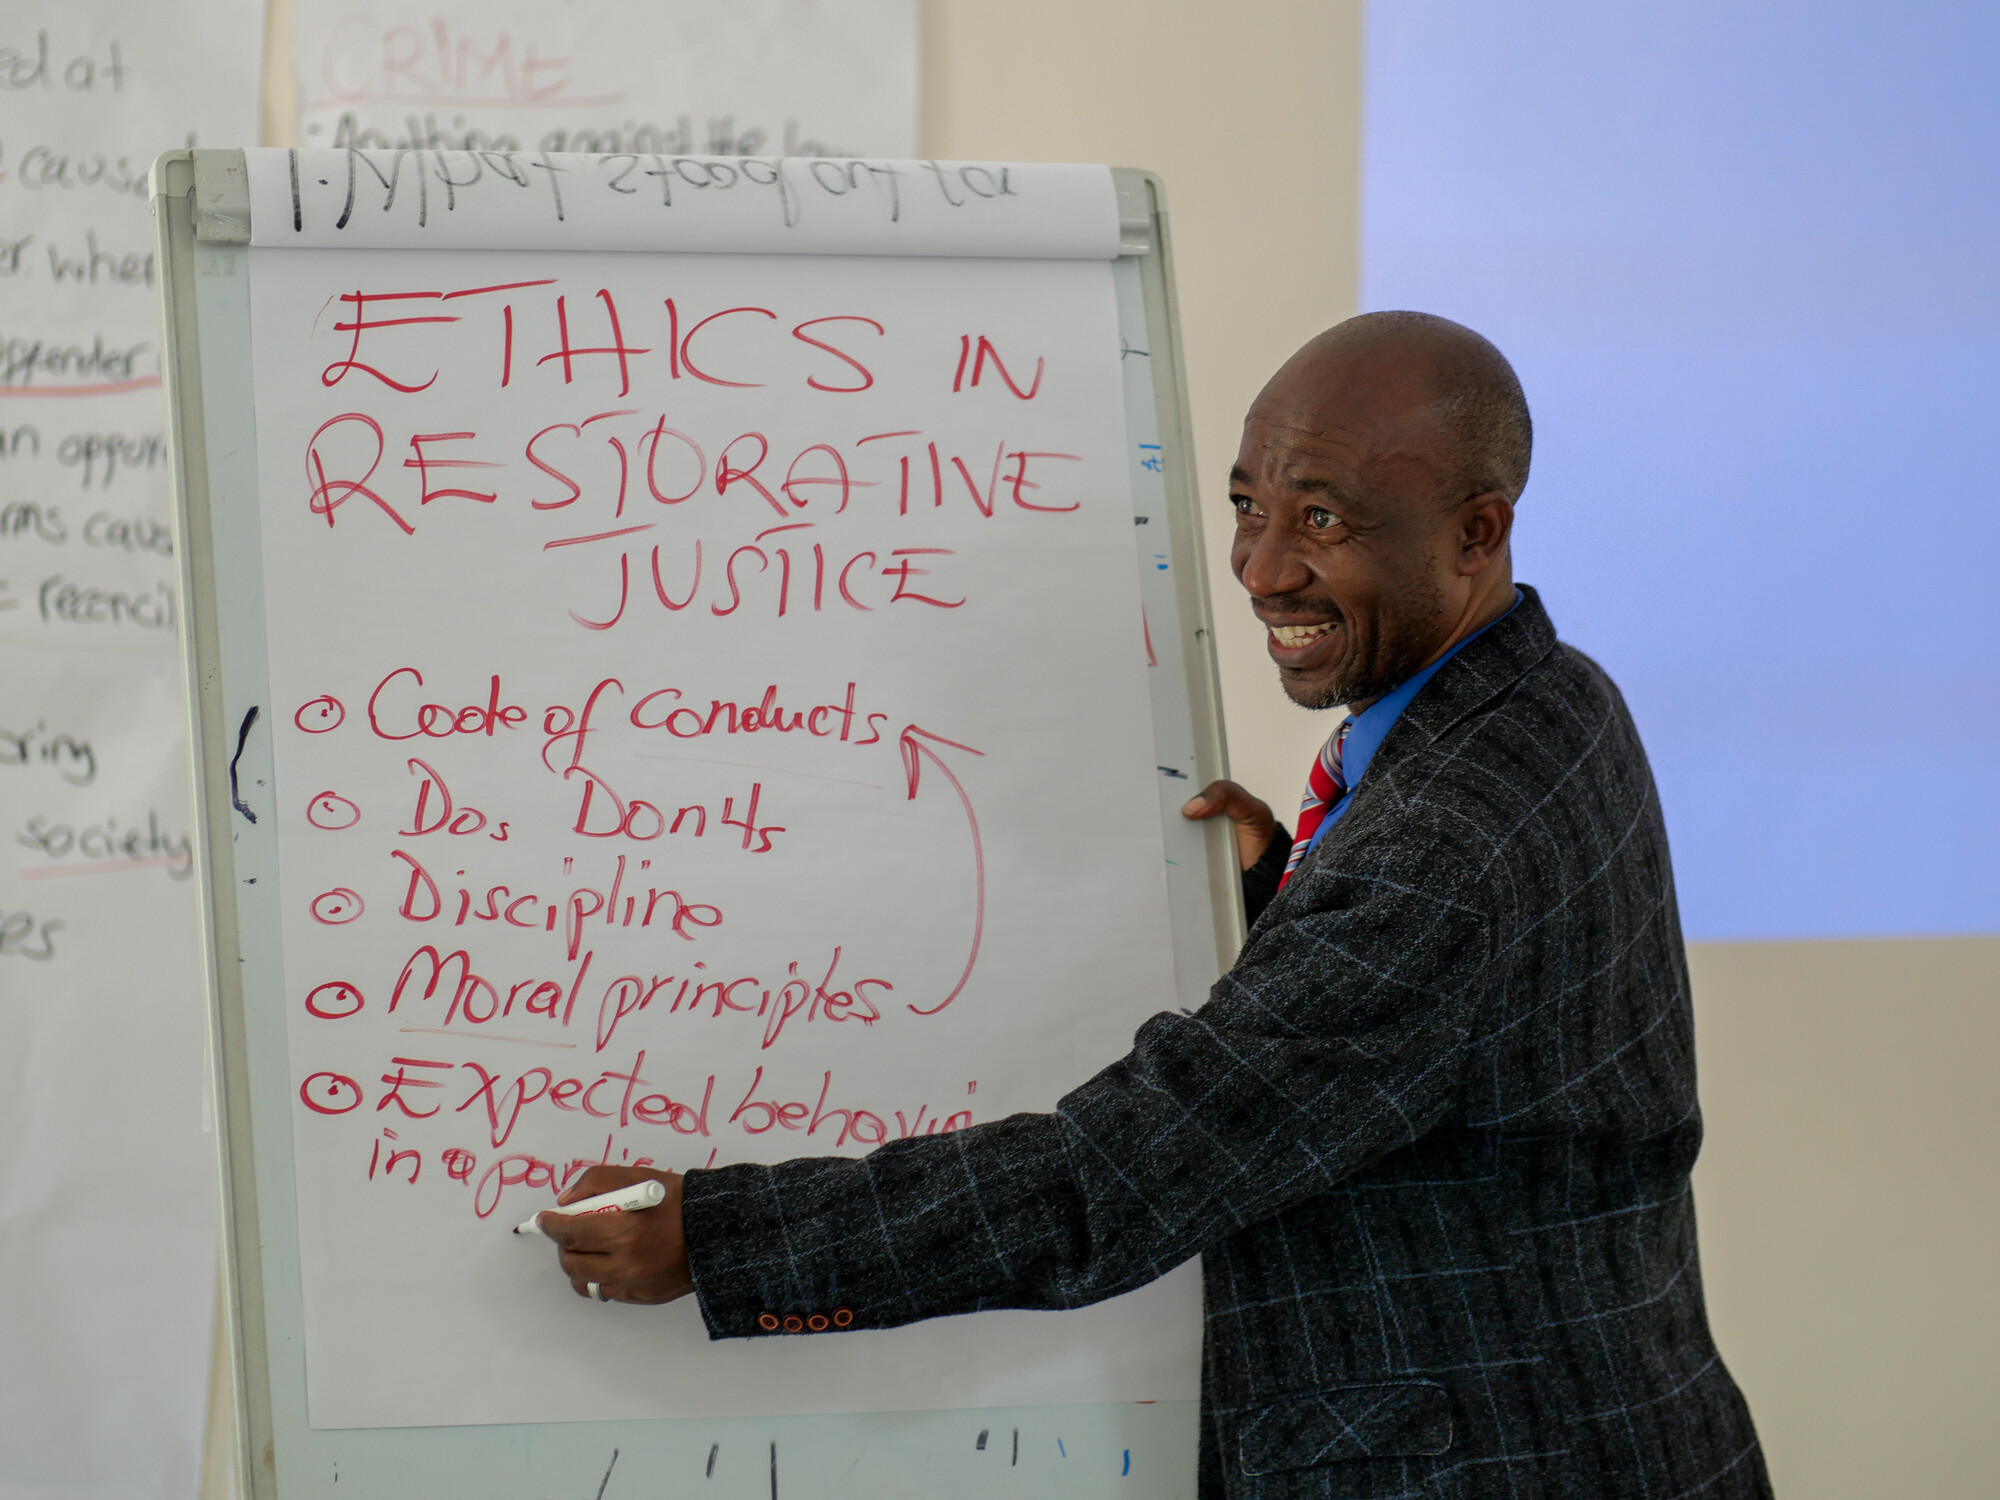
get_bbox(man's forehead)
[1234,411,1367,481]
[1241,401,1372,448]
[1241,386,1448,476]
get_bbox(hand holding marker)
[517,1169,692,1306]
[513,1178,667,1238]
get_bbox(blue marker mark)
[1057,1439,1067,1458]
[1123,1450,1132,1476]
[1138,443,1164,473]
[1155,553,1169,570]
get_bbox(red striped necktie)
[1278,717,1353,890]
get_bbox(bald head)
[1229,313,1527,710]
[1254,311,1533,506]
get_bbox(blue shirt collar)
[1307,589,1523,852]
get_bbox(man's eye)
[1231,495,1257,517]
[1306,507,1341,531]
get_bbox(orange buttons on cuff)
[756,1307,855,1332]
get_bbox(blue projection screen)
[1361,2,2000,941]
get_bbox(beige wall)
[211,5,1996,1496]
[924,0,1364,813]
[1692,938,2000,1498]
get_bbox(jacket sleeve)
[680,853,1491,1338]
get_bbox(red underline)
[302,93,629,111]
[398,1026,576,1050]
[543,523,655,549]
[0,378,162,397]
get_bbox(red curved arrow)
[898,724,985,1016]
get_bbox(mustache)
[1251,594,1343,622]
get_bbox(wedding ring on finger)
[587,1281,609,1302]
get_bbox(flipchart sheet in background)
[241,152,1200,1429]
[0,6,261,1498]
[291,0,919,160]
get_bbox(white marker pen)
[512,1178,667,1237]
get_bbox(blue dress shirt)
[1306,590,1523,855]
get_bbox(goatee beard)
[1284,666,1397,712]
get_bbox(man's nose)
[1236,517,1314,600]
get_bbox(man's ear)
[1458,491,1514,575]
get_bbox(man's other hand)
[538,1165,692,1305]
[1181,780,1277,870]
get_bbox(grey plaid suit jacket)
[681,586,1771,1499]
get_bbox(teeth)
[1269,622,1334,649]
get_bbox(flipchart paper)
[0,6,261,1497]
[291,0,917,162]
[241,159,1201,1427]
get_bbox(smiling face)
[1229,316,1523,711]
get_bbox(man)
[539,312,1772,1499]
